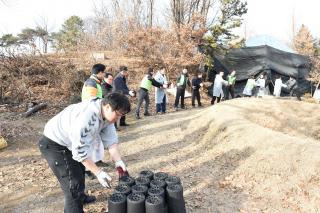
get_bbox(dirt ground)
[1,97,320,213]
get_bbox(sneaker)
[135,114,141,119]
[174,107,178,111]
[144,112,151,116]
[120,123,129,127]
[161,111,166,114]
[83,194,96,205]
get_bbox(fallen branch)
[25,102,47,117]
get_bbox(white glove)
[163,84,168,89]
[96,170,112,188]
[200,83,204,87]
[115,160,127,171]
[129,90,135,97]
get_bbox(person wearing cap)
[174,68,191,110]
[101,72,114,98]
[39,93,130,213]
[81,63,105,101]
[135,67,164,119]
[113,66,135,126]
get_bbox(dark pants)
[156,95,166,113]
[211,96,221,105]
[290,86,302,101]
[192,90,201,106]
[136,88,150,115]
[175,87,185,108]
[226,85,235,100]
[39,135,85,213]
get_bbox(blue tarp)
[246,35,296,54]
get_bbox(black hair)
[119,66,128,72]
[102,92,131,114]
[91,63,106,74]
[147,67,154,74]
[104,72,113,78]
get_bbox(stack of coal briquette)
[107,170,186,213]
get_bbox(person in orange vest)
[81,64,105,101]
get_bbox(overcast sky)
[0,0,319,43]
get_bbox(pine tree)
[52,16,84,52]
[292,24,315,56]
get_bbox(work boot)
[83,194,96,205]
[144,112,151,116]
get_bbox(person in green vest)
[174,68,191,110]
[81,63,105,101]
[226,70,236,100]
[243,75,257,97]
[135,67,164,119]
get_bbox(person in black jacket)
[101,72,113,98]
[174,68,191,110]
[191,72,203,107]
[113,66,135,126]
[135,67,164,119]
[286,77,302,101]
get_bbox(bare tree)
[170,0,186,28]
[147,0,155,27]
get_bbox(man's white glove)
[129,90,135,97]
[163,84,168,89]
[96,170,112,188]
[115,160,127,171]
[200,83,204,87]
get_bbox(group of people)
[210,70,301,104]
[210,70,236,105]
[39,63,135,212]
[135,66,205,117]
[38,63,207,213]
[39,63,302,212]
[242,74,300,99]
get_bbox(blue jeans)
[156,95,166,113]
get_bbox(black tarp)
[206,45,311,96]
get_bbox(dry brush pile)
[0,51,89,107]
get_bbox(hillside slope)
[0,97,320,212]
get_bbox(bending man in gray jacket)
[39,93,130,213]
